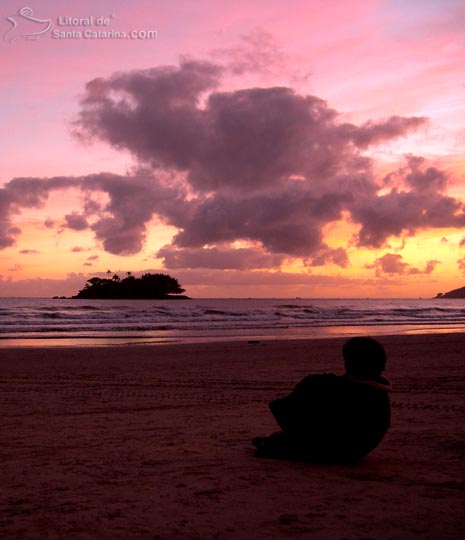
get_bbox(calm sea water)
[0,297,464,347]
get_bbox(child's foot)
[252,432,289,457]
[252,436,267,449]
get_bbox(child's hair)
[343,337,386,380]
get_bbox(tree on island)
[73,273,189,299]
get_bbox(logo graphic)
[4,7,53,42]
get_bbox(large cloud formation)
[1,56,463,272]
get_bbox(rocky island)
[73,273,189,299]
[435,286,465,299]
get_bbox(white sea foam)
[0,297,464,346]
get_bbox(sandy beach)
[1,333,464,539]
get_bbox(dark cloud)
[403,155,448,192]
[86,172,191,255]
[366,253,440,277]
[0,175,85,250]
[19,249,40,255]
[157,245,284,270]
[0,172,192,256]
[352,190,465,247]
[340,116,427,148]
[306,246,349,268]
[1,53,461,271]
[76,60,222,173]
[158,242,349,272]
[83,198,102,215]
[170,188,350,257]
[352,156,465,248]
[76,63,425,196]
[71,57,444,264]
[458,257,465,273]
[64,212,88,231]
[424,260,440,274]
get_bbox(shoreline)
[1,324,465,348]
[2,297,465,350]
[1,332,464,539]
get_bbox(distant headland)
[435,286,465,299]
[71,273,190,299]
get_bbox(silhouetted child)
[253,337,392,462]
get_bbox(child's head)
[343,337,386,380]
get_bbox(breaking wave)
[0,297,464,344]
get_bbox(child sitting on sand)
[253,336,392,462]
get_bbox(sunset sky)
[1,0,464,298]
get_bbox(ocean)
[0,297,464,347]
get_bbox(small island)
[73,273,189,299]
[435,285,465,299]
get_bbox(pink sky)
[0,0,464,297]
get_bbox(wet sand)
[1,333,464,539]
